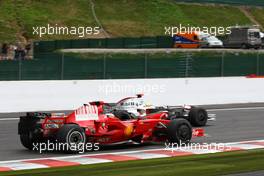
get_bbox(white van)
[261,32,264,49]
[198,32,223,48]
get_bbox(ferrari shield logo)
[124,124,134,137]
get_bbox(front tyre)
[56,124,86,153]
[189,108,208,127]
[167,118,192,144]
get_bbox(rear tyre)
[20,133,35,150]
[167,118,192,144]
[56,124,86,153]
[189,108,208,127]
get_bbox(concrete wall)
[0,77,263,112]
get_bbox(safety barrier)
[0,77,263,112]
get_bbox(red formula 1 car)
[18,97,205,152]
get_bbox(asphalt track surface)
[0,103,263,162]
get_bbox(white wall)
[0,77,263,113]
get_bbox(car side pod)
[192,128,205,137]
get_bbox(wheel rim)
[68,131,84,145]
[198,111,206,122]
[178,124,191,141]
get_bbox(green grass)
[1,149,264,176]
[0,0,263,43]
[95,0,252,37]
[0,0,95,42]
[250,8,264,28]
[15,0,96,40]
[0,2,17,42]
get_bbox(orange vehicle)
[173,32,201,48]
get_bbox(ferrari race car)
[18,96,207,152]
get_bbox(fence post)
[221,52,225,77]
[61,53,64,80]
[256,51,260,76]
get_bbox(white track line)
[0,162,49,170]
[207,107,264,112]
[0,118,19,121]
